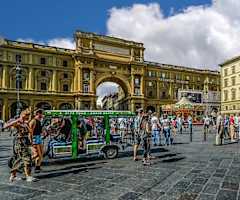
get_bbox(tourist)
[151,112,161,146]
[0,119,4,133]
[171,116,177,142]
[4,109,36,182]
[216,112,224,145]
[177,115,183,134]
[142,114,152,165]
[133,108,144,161]
[161,114,171,145]
[29,109,44,173]
[188,115,193,139]
[229,114,235,142]
[59,117,72,142]
[234,114,239,140]
[223,114,230,139]
[238,113,240,140]
[77,119,87,151]
[203,114,211,142]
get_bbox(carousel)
[162,97,205,123]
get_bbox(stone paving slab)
[2,129,240,199]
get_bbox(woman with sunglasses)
[5,109,36,182]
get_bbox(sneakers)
[26,176,38,182]
[9,175,22,182]
[143,160,151,166]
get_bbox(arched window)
[36,102,52,110]
[37,70,51,91]
[10,68,27,89]
[59,72,72,92]
[59,103,73,110]
[10,101,28,118]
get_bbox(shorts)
[134,134,142,145]
[32,135,43,145]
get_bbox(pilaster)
[52,70,57,91]
[2,65,8,89]
[28,68,34,90]
[90,70,94,93]
[2,97,7,121]
[140,76,144,96]
[157,81,160,99]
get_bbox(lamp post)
[16,55,22,117]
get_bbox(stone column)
[140,49,144,62]
[131,75,134,95]
[2,97,7,121]
[169,83,173,99]
[90,70,94,93]
[157,81,160,99]
[140,76,144,96]
[131,99,135,112]
[2,65,8,89]
[130,48,134,61]
[52,70,57,92]
[28,68,34,90]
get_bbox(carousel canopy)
[175,97,193,109]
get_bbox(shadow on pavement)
[162,156,185,162]
[35,163,104,179]
[172,142,190,145]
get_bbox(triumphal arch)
[73,31,146,111]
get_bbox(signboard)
[44,110,135,117]
[178,91,203,103]
[94,43,130,55]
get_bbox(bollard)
[190,125,193,142]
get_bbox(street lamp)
[16,54,22,117]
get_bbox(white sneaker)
[9,176,22,182]
[26,176,37,182]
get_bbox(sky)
[2,0,240,97]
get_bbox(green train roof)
[44,110,135,117]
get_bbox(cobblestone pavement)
[1,128,240,200]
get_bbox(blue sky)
[0,0,211,41]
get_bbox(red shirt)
[230,116,234,125]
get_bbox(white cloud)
[17,38,75,49]
[96,82,119,97]
[107,0,240,70]
[47,38,75,49]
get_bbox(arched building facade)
[0,31,220,120]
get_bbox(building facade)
[0,31,220,120]
[220,56,240,114]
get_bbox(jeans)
[152,129,160,145]
[142,136,151,159]
[224,126,229,138]
[163,128,171,145]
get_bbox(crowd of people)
[213,113,240,145]
[4,107,233,182]
[132,108,192,165]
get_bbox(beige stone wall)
[221,58,240,114]
[0,31,220,120]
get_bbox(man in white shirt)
[151,113,160,146]
[203,115,210,141]
[216,112,224,145]
[177,115,183,134]
[234,114,239,139]
[161,114,171,145]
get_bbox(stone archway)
[95,74,131,97]
[10,101,28,118]
[146,105,156,113]
[95,74,131,110]
[36,102,52,110]
[59,103,73,110]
